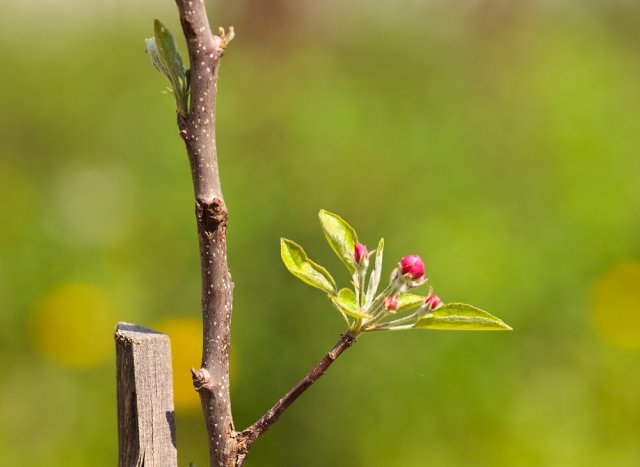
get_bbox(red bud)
[354,243,369,264]
[424,294,442,311]
[384,296,399,312]
[400,255,425,280]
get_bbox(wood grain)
[116,322,177,467]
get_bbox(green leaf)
[396,293,425,313]
[145,37,169,79]
[365,238,384,306]
[280,238,337,294]
[147,20,189,114]
[412,303,512,331]
[154,20,187,88]
[330,289,369,319]
[318,210,359,274]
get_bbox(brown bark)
[173,0,236,464]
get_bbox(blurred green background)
[1,0,640,465]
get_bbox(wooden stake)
[115,322,178,467]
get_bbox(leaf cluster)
[281,210,512,334]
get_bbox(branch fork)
[169,1,357,465]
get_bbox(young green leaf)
[280,238,337,294]
[412,303,512,331]
[395,293,425,313]
[330,288,369,319]
[318,210,359,274]
[365,238,384,306]
[145,38,170,80]
[149,20,189,115]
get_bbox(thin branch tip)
[240,331,358,453]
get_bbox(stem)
[370,307,427,330]
[368,324,413,332]
[236,333,358,463]
[358,270,366,308]
[173,1,236,465]
[361,282,402,329]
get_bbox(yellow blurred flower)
[590,262,640,351]
[155,318,204,412]
[29,283,116,368]
[155,318,237,413]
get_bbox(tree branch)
[172,1,235,465]
[236,333,358,462]
[170,2,356,465]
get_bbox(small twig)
[237,333,357,460]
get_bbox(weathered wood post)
[115,322,178,467]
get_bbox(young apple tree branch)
[153,2,361,465]
[145,2,511,466]
[172,0,236,465]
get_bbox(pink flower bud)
[400,255,425,280]
[384,296,399,312]
[424,294,442,311]
[354,243,369,264]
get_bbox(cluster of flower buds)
[381,256,443,319]
[352,246,443,322]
